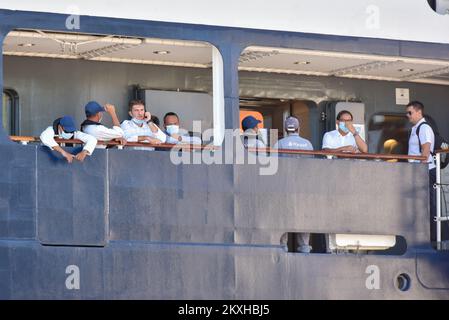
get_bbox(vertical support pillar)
[212,46,225,146]
[213,43,245,131]
[0,30,8,144]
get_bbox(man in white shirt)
[322,110,368,153]
[163,112,202,145]
[81,101,127,148]
[121,100,167,150]
[40,115,97,163]
[241,115,266,149]
[406,101,437,244]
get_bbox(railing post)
[436,153,442,246]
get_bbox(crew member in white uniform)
[163,112,202,145]
[40,115,97,163]
[81,101,127,148]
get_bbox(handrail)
[9,135,427,161]
[9,135,216,151]
[252,147,427,161]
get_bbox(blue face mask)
[132,118,146,125]
[338,121,349,133]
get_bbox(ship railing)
[8,135,427,162]
[434,149,449,249]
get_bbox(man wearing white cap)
[274,115,313,253]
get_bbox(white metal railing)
[435,152,449,249]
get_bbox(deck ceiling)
[3,30,449,86]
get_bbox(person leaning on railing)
[322,110,368,153]
[40,115,97,163]
[163,112,202,145]
[120,100,166,151]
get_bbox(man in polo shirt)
[274,116,314,253]
[40,115,97,163]
[322,110,368,153]
[274,116,313,151]
[406,101,437,244]
[81,101,127,148]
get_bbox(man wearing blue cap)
[40,115,97,163]
[80,101,126,147]
[241,115,265,148]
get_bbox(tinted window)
[368,113,410,154]
[2,91,12,135]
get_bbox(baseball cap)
[242,116,261,131]
[85,101,105,117]
[285,116,299,131]
[59,115,77,133]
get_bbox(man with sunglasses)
[40,115,97,163]
[406,101,437,244]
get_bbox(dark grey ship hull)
[0,144,448,299]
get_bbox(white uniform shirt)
[82,122,124,149]
[242,129,266,149]
[165,130,202,145]
[408,118,435,170]
[121,120,167,143]
[322,129,357,150]
[40,126,97,155]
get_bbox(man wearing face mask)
[40,115,97,163]
[81,101,127,148]
[163,112,202,145]
[120,100,166,150]
[322,110,368,153]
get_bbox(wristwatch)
[352,131,359,137]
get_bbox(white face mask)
[59,130,74,140]
[132,118,146,125]
[166,125,179,135]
